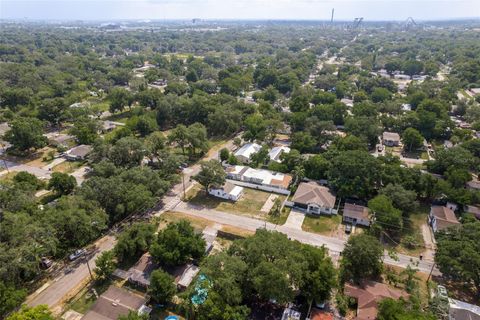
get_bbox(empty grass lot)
[185,184,287,221]
[302,214,342,236]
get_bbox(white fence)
[226,179,291,195]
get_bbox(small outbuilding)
[208,182,244,202]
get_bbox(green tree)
[118,311,149,320]
[48,172,76,195]
[109,137,145,168]
[377,298,435,320]
[148,269,176,304]
[69,117,100,145]
[193,160,227,195]
[328,151,381,199]
[0,282,27,318]
[371,87,392,103]
[6,305,54,320]
[187,122,209,157]
[219,148,230,162]
[369,195,403,239]
[150,220,206,267]
[379,184,418,215]
[402,128,424,152]
[304,155,329,180]
[135,115,158,137]
[5,118,48,152]
[115,223,156,263]
[340,234,383,283]
[435,221,480,296]
[13,172,44,191]
[93,250,116,282]
[109,88,133,113]
[168,124,189,155]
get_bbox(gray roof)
[449,299,480,320]
[66,144,92,158]
[343,203,370,221]
[292,182,336,208]
[81,286,147,320]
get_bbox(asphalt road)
[25,137,238,313]
[174,201,440,275]
[27,236,116,312]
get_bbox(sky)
[1,0,479,21]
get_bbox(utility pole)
[426,262,436,283]
[330,8,335,23]
[182,171,186,199]
[84,253,94,281]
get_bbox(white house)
[226,165,292,194]
[234,143,262,163]
[208,182,244,202]
[268,146,291,163]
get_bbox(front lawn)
[302,214,342,235]
[185,184,287,220]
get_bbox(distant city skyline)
[1,0,479,21]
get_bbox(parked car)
[345,224,352,234]
[69,249,86,261]
[41,257,53,269]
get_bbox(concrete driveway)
[283,209,305,230]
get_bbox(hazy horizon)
[1,0,479,22]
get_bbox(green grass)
[267,207,290,225]
[68,281,111,314]
[302,214,342,235]
[185,184,287,220]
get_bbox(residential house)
[81,285,151,320]
[467,88,480,98]
[382,132,401,147]
[226,165,292,195]
[64,144,92,161]
[45,133,74,148]
[467,179,480,191]
[465,205,480,220]
[208,182,244,202]
[309,309,334,320]
[268,146,291,163]
[233,142,262,163]
[127,253,156,288]
[292,182,337,215]
[343,203,371,227]
[429,206,460,233]
[281,307,301,320]
[340,98,354,108]
[344,281,409,320]
[449,298,480,320]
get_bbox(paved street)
[0,159,51,179]
[173,201,440,275]
[25,136,239,313]
[27,236,116,313]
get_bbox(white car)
[69,249,86,261]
